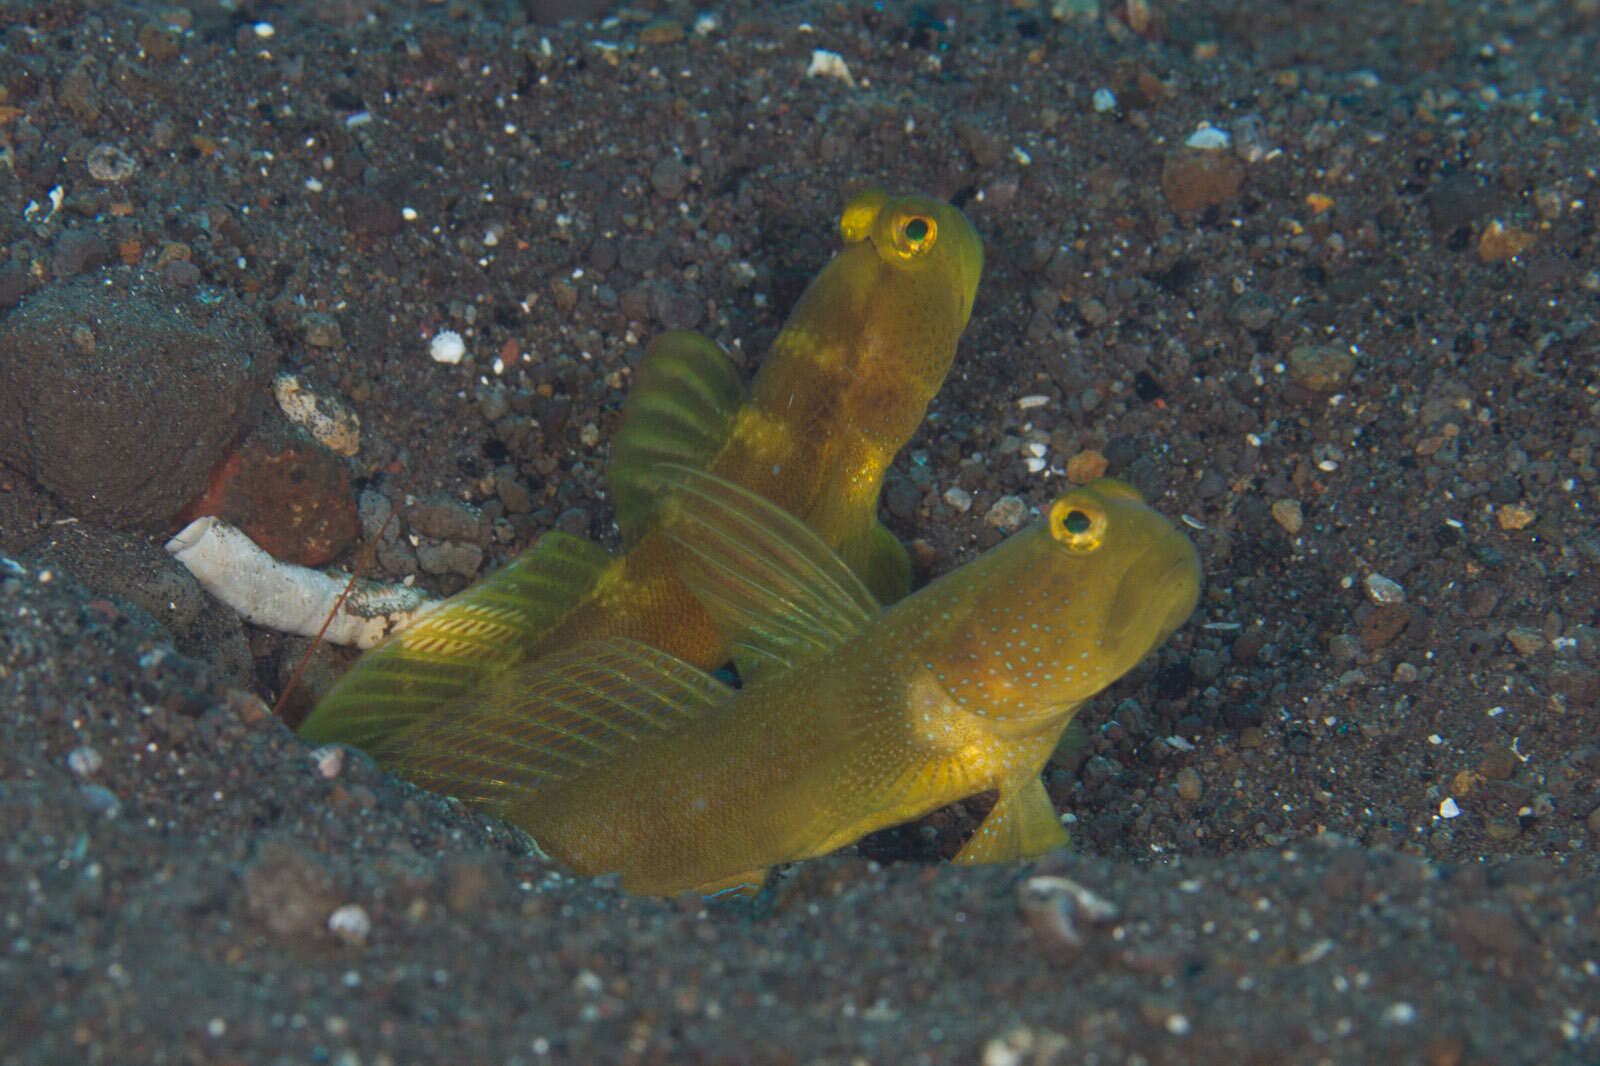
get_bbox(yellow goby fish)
[386,465,1202,896]
[300,190,983,753]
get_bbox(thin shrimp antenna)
[272,490,406,719]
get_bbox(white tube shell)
[166,517,434,648]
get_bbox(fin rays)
[652,463,879,682]
[609,332,747,546]
[386,639,732,812]
[298,533,617,751]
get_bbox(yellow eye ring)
[1048,495,1107,553]
[889,213,937,258]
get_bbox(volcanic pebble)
[1161,146,1245,213]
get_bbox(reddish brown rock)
[1477,220,1536,262]
[1358,604,1412,652]
[181,419,358,566]
[1162,148,1245,213]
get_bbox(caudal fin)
[298,532,618,754]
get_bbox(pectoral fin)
[385,637,733,817]
[952,775,1070,866]
[652,463,880,685]
[859,518,912,605]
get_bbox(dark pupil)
[903,218,929,243]
[1063,510,1092,534]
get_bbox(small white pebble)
[985,495,1028,531]
[309,745,345,779]
[67,746,104,778]
[430,330,466,365]
[1439,797,1461,819]
[982,1040,1023,1066]
[1364,573,1405,604]
[253,21,275,38]
[1186,126,1231,150]
[1381,1002,1417,1025]
[1092,87,1117,112]
[944,486,973,513]
[1165,1013,1192,1036]
[1017,394,1051,410]
[327,904,371,945]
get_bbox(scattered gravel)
[2,0,1600,1062]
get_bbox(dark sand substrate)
[3,1,1599,1062]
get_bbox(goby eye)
[891,214,937,258]
[1048,496,1106,553]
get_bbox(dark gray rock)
[0,267,279,527]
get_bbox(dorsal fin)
[298,532,618,752]
[652,463,879,685]
[609,331,747,547]
[382,638,732,816]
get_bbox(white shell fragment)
[165,517,435,648]
[273,372,361,457]
[430,330,466,365]
[87,144,140,182]
[326,903,371,945]
[806,49,856,87]
[1015,874,1120,963]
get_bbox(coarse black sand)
[2,0,1599,1062]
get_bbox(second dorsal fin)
[653,463,880,685]
[383,638,733,816]
[609,331,747,547]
